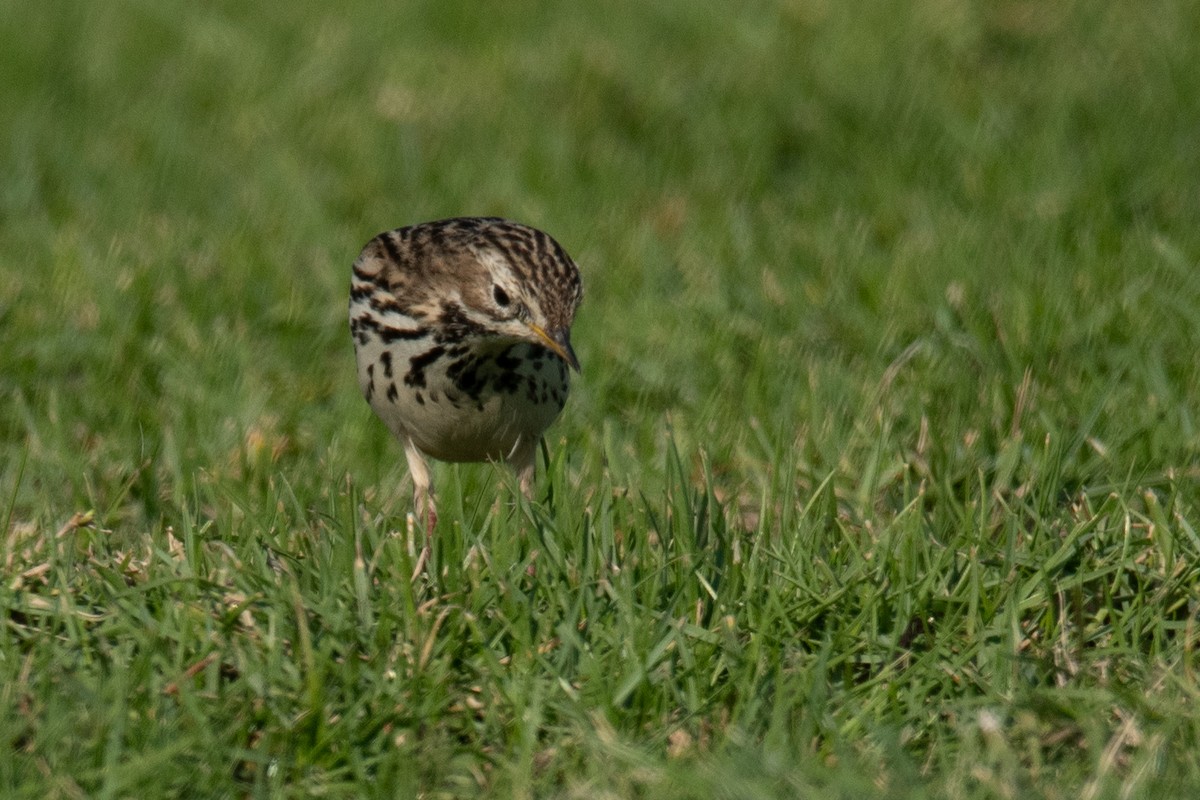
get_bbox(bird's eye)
[492,285,511,307]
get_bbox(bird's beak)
[528,323,580,372]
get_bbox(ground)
[2,1,1200,797]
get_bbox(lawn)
[3,0,1200,797]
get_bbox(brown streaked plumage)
[349,217,582,570]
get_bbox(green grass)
[3,0,1200,796]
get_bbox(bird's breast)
[357,335,570,463]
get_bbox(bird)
[349,217,583,570]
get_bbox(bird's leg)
[508,435,540,500]
[507,436,542,576]
[403,436,435,577]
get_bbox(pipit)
[349,217,582,564]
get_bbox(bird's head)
[457,221,583,371]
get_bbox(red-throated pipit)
[350,217,582,568]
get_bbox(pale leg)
[507,435,542,577]
[507,435,540,499]
[402,435,435,576]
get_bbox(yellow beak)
[528,323,580,372]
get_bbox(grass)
[3,0,1200,796]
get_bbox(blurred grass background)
[3,0,1200,797]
